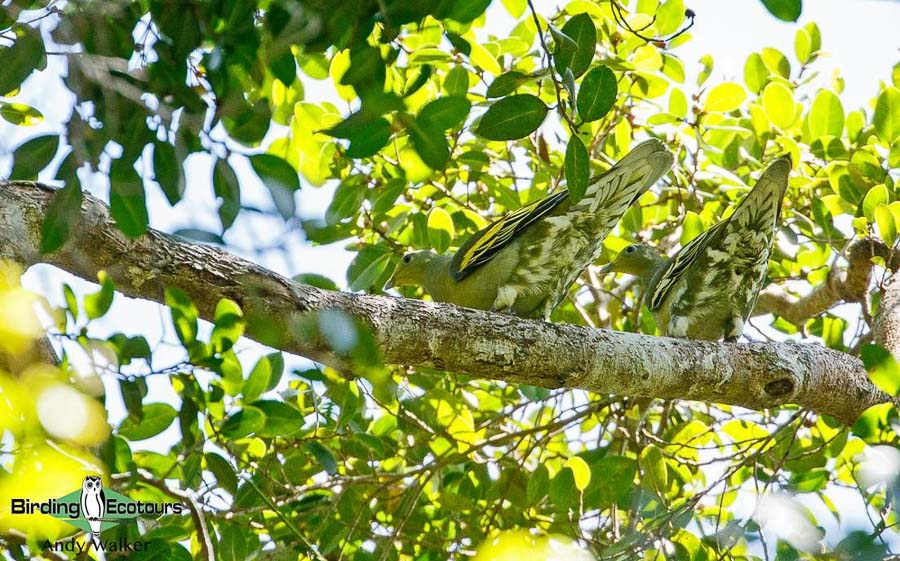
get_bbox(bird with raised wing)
[598,155,791,340]
[385,139,674,318]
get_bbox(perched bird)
[598,156,791,341]
[385,139,673,318]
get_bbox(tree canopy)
[0,0,899,560]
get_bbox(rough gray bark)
[754,239,899,325]
[0,180,894,424]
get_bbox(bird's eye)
[625,245,636,254]
[402,254,412,263]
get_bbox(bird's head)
[385,251,441,290]
[597,244,664,277]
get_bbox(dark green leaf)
[205,452,238,495]
[213,158,241,230]
[577,65,617,122]
[475,94,548,140]
[554,13,596,78]
[565,135,590,203]
[444,32,471,56]
[409,117,450,169]
[305,441,338,474]
[249,153,299,220]
[40,182,82,254]
[445,0,491,22]
[153,141,184,205]
[326,176,367,225]
[0,29,44,96]
[109,159,149,238]
[220,406,266,439]
[251,400,304,437]
[419,96,471,130]
[486,71,532,98]
[761,0,802,22]
[119,403,177,440]
[10,134,59,180]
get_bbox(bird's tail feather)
[728,155,791,231]
[579,139,674,217]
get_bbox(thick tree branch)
[754,239,900,325]
[0,181,894,424]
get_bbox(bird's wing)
[647,220,728,311]
[578,139,674,216]
[647,156,791,311]
[721,156,791,234]
[450,189,569,281]
[97,489,106,516]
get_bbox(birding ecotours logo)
[8,475,184,552]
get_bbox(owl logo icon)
[80,476,105,548]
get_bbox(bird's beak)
[596,263,614,275]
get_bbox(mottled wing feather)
[647,220,727,311]
[450,189,568,281]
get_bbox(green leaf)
[861,344,900,396]
[427,207,455,253]
[564,135,590,203]
[874,86,900,144]
[794,28,812,64]
[111,335,152,367]
[697,54,714,87]
[577,65,617,122]
[762,82,795,130]
[119,403,177,440]
[761,0,801,21]
[704,82,747,113]
[808,90,844,139]
[249,153,299,220]
[220,406,265,439]
[486,71,532,98]
[761,47,791,78]
[527,464,550,504]
[744,53,770,94]
[640,444,668,495]
[211,298,244,354]
[475,94,548,140]
[564,456,591,491]
[305,441,338,474]
[348,247,393,292]
[862,185,889,222]
[41,182,82,254]
[419,96,471,130]
[218,524,248,561]
[326,176,366,225]
[85,270,115,320]
[680,211,703,245]
[875,205,897,245]
[213,157,241,230]
[554,13,596,78]
[109,159,149,238]
[0,102,43,126]
[252,400,304,437]
[153,141,184,205]
[204,452,238,495]
[10,134,59,180]
[409,117,450,170]
[324,112,392,158]
[243,356,272,402]
[165,287,199,346]
[0,29,44,96]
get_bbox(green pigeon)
[598,155,791,341]
[385,139,673,318]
